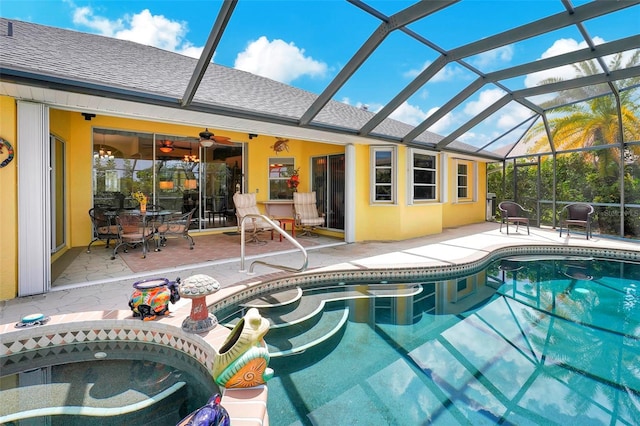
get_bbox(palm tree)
[524,51,640,157]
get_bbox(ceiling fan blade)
[212,135,231,143]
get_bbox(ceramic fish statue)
[212,308,274,388]
[177,393,230,426]
[270,137,289,154]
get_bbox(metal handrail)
[238,214,308,274]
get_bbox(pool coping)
[2,242,640,425]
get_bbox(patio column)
[345,143,355,243]
[17,101,51,296]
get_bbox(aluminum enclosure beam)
[298,0,457,126]
[180,0,237,107]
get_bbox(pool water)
[0,341,218,425]
[222,256,640,425]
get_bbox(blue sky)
[3,1,638,147]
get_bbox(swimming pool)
[0,340,219,425]
[217,256,640,425]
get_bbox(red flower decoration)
[286,168,300,191]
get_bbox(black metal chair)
[559,203,594,239]
[87,207,119,253]
[498,201,531,235]
[111,211,155,259]
[156,208,196,249]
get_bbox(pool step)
[265,306,350,357]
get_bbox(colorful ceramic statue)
[128,277,181,321]
[178,393,230,426]
[212,308,274,388]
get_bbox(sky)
[2,0,638,148]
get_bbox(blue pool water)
[219,256,640,425]
[0,341,218,425]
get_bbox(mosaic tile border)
[209,245,640,313]
[0,319,214,370]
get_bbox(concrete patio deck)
[2,221,638,322]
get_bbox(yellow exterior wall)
[0,96,17,300]
[354,144,444,241]
[0,97,488,300]
[442,157,487,228]
[244,136,344,212]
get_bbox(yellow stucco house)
[0,18,494,301]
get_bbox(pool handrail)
[238,213,308,274]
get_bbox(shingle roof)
[0,18,493,157]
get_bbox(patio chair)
[156,208,196,249]
[559,203,594,240]
[498,201,530,235]
[111,211,155,259]
[293,191,325,237]
[87,207,119,253]
[232,192,275,243]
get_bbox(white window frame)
[457,162,469,200]
[454,159,477,202]
[268,156,295,200]
[370,146,396,204]
[407,148,438,204]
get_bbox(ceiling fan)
[199,128,234,147]
[158,140,176,153]
[158,140,194,153]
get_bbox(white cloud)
[73,6,123,36]
[234,36,327,84]
[471,45,514,68]
[71,6,204,59]
[404,61,464,82]
[426,106,456,135]
[463,88,506,116]
[388,102,428,126]
[524,37,605,87]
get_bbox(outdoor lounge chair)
[559,202,594,240]
[293,191,325,237]
[233,192,275,243]
[87,207,119,253]
[498,201,530,235]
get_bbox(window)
[371,147,395,203]
[410,150,437,202]
[457,162,469,199]
[269,157,295,199]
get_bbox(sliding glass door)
[92,128,243,230]
[311,154,345,230]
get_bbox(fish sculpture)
[177,393,230,426]
[212,308,273,388]
[270,137,289,154]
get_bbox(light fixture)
[159,140,174,153]
[183,153,199,163]
[199,128,214,148]
[182,145,199,163]
[159,181,174,190]
[199,128,232,147]
[184,179,198,190]
[94,147,114,160]
[93,132,114,160]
